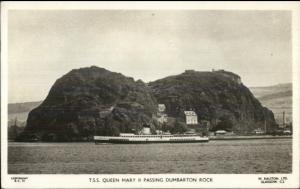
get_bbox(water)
[8,139,292,174]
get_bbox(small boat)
[94,133,209,144]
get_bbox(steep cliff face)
[23,66,157,141]
[21,67,277,141]
[148,70,277,133]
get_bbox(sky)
[7,10,292,103]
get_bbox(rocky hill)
[20,66,157,141]
[149,70,277,133]
[250,83,292,124]
[19,67,277,141]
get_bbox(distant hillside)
[250,83,292,124]
[8,101,42,140]
[8,101,42,124]
[250,83,292,98]
[8,101,42,114]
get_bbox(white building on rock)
[184,111,198,125]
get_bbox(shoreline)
[8,135,292,143]
[209,135,292,140]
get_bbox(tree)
[216,116,233,131]
[171,119,187,134]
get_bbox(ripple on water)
[8,139,292,174]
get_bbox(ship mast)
[264,119,267,134]
[283,111,286,128]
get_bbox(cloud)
[8,10,292,103]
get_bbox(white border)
[1,1,300,188]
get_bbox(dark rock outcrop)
[20,67,277,141]
[22,66,157,141]
[148,70,277,133]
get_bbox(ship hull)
[95,140,209,144]
[94,135,209,144]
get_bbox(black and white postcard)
[1,1,300,188]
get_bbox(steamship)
[94,133,209,144]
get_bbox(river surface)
[8,139,292,174]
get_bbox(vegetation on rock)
[18,67,277,141]
[20,66,157,141]
[148,70,277,134]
